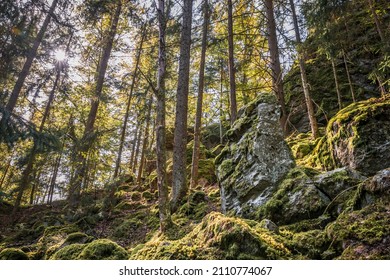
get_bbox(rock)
[77,239,129,260]
[130,212,291,260]
[0,248,29,260]
[313,167,366,199]
[310,96,390,175]
[364,168,390,194]
[258,167,366,224]
[326,203,390,260]
[258,219,279,233]
[216,94,295,216]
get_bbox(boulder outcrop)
[215,94,295,215]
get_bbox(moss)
[50,244,86,260]
[299,96,390,173]
[142,191,153,201]
[130,191,142,201]
[326,203,390,246]
[290,230,332,259]
[114,201,134,211]
[131,212,291,260]
[196,159,217,184]
[282,215,332,233]
[112,219,142,239]
[36,224,80,259]
[64,232,93,245]
[0,248,29,260]
[216,159,234,181]
[255,166,326,224]
[77,239,129,260]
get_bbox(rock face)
[308,96,390,175]
[215,94,295,215]
[259,167,366,224]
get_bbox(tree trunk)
[137,93,153,185]
[331,58,342,110]
[289,0,318,139]
[0,157,12,190]
[133,125,143,173]
[129,123,139,170]
[68,1,122,208]
[342,49,356,102]
[113,25,147,178]
[227,0,237,125]
[156,0,172,232]
[219,59,224,144]
[1,0,59,120]
[190,0,209,189]
[265,0,287,133]
[171,0,193,211]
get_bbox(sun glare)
[54,49,67,61]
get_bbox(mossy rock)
[77,239,129,260]
[290,230,332,259]
[302,96,390,174]
[0,248,29,260]
[256,167,330,224]
[50,244,87,260]
[112,219,143,239]
[326,202,390,259]
[64,232,94,245]
[131,212,291,260]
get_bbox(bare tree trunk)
[331,58,342,110]
[129,123,139,170]
[47,150,62,204]
[156,0,172,232]
[190,0,209,189]
[289,0,318,139]
[133,125,143,173]
[113,26,147,178]
[29,170,41,205]
[342,49,356,102]
[1,0,59,121]
[265,0,287,133]
[171,0,194,211]
[68,1,122,208]
[137,93,153,185]
[219,59,224,144]
[227,0,237,124]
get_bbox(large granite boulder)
[215,94,295,215]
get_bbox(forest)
[0,0,389,260]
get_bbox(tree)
[289,0,319,139]
[264,0,287,132]
[190,0,209,189]
[113,24,147,179]
[227,0,237,124]
[156,0,172,232]
[68,0,122,208]
[171,0,194,211]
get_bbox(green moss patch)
[130,212,291,260]
[0,248,29,260]
[77,239,129,260]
